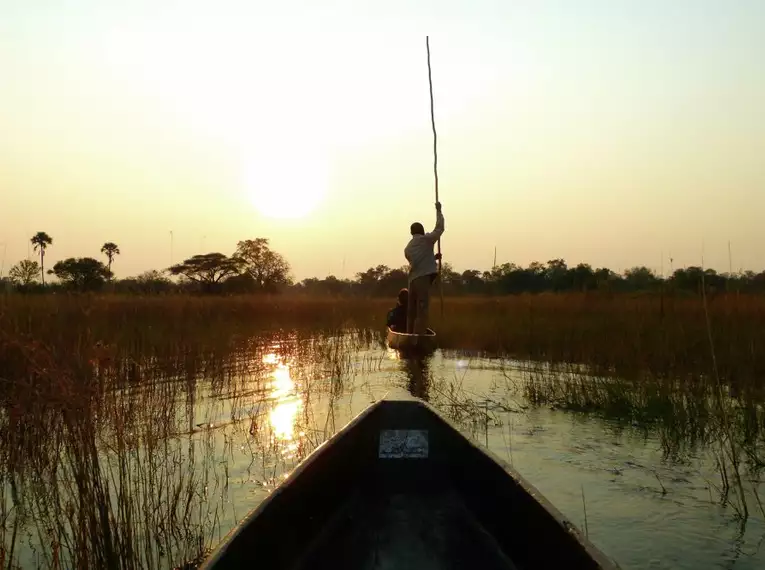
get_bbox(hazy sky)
[2,0,764,280]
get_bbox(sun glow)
[243,153,329,220]
[262,354,302,447]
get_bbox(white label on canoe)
[378,430,429,459]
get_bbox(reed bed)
[2,292,765,567]
[3,292,764,384]
[433,293,765,391]
[0,299,376,569]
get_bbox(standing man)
[405,202,445,334]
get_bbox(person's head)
[397,288,409,306]
[410,222,424,236]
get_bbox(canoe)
[199,393,618,570]
[386,326,437,352]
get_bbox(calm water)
[3,331,765,569]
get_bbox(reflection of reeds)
[702,269,756,520]
[518,359,764,519]
[0,334,223,568]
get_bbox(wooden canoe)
[199,393,618,570]
[386,326,437,352]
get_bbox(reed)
[2,291,765,566]
[3,292,764,386]
[0,299,382,570]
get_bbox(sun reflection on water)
[262,354,302,448]
[385,347,401,361]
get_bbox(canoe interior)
[201,397,616,570]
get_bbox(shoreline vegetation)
[3,234,764,298]
[2,291,764,568]
[2,292,764,379]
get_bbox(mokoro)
[386,326,437,351]
[199,393,618,570]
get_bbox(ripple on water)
[376,349,765,570]
[9,337,758,570]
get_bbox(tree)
[439,262,460,286]
[670,266,726,295]
[233,239,292,292]
[116,270,174,294]
[670,267,704,293]
[8,259,41,287]
[320,275,354,296]
[355,265,390,285]
[594,267,620,291]
[296,275,355,296]
[545,259,570,291]
[624,266,659,291]
[100,242,120,278]
[136,269,170,286]
[571,263,596,292]
[355,265,393,296]
[461,269,486,294]
[168,253,242,292]
[50,257,112,291]
[31,232,53,285]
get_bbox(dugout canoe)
[199,393,619,570]
[386,326,437,351]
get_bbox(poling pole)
[426,36,444,317]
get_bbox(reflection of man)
[403,357,431,401]
[404,202,445,334]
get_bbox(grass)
[1,291,765,567]
[3,291,765,380]
[0,313,376,569]
[435,293,765,389]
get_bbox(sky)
[1,0,764,281]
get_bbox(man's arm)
[424,203,444,244]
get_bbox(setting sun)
[243,153,328,220]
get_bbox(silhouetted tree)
[101,242,120,278]
[321,275,355,296]
[624,266,659,291]
[168,253,241,292]
[296,275,355,296]
[50,257,112,291]
[8,259,41,287]
[31,232,52,285]
[545,259,570,291]
[461,269,486,294]
[289,261,765,297]
[439,262,461,294]
[571,263,596,292]
[116,270,174,294]
[670,267,705,294]
[355,265,391,296]
[233,238,292,292]
[13,231,765,297]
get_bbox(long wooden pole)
[426,36,444,317]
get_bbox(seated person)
[386,288,409,331]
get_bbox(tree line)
[3,232,765,296]
[299,261,765,297]
[2,234,291,294]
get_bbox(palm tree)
[31,232,53,285]
[101,242,120,279]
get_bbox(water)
[2,331,764,569]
